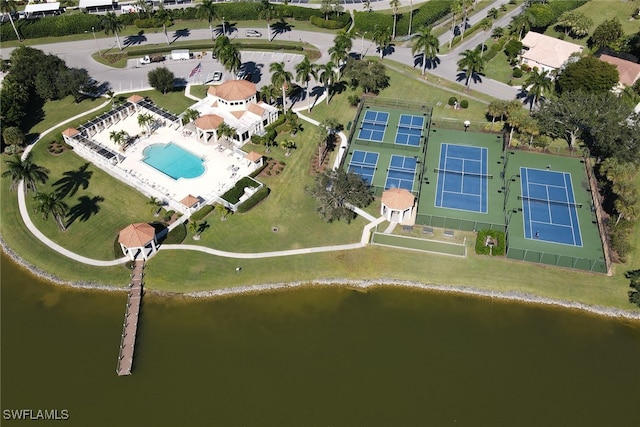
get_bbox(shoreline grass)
[2,55,640,313]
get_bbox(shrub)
[460,99,469,109]
[190,204,215,221]
[163,223,186,244]
[475,230,506,256]
[237,186,270,213]
[348,94,360,106]
[221,177,261,204]
[134,18,161,29]
[520,63,531,72]
[512,67,523,78]
[611,219,635,258]
[448,97,457,106]
[310,15,349,30]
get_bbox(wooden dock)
[116,260,144,376]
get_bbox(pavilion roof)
[381,188,415,210]
[118,223,155,247]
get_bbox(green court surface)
[502,150,606,273]
[343,100,607,273]
[417,129,506,231]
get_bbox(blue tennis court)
[434,143,489,213]
[358,110,389,142]
[395,114,424,146]
[347,150,379,185]
[520,167,583,246]
[385,155,417,191]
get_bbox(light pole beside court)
[92,26,100,55]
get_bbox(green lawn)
[483,50,527,86]
[543,1,640,49]
[2,48,640,312]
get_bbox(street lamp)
[355,31,368,59]
[92,26,100,54]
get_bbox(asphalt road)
[0,1,523,101]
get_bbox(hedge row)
[221,176,260,205]
[190,204,215,221]
[352,0,453,37]
[0,2,331,42]
[236,185,270,213]
[309,15,348,30]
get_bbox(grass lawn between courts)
[1,70,640,313]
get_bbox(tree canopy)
[589,17,624,49]
[342,58,390,94]
[307,168,373,223]
[556,56,619,94]
[148,67,175,94]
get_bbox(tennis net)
[518,195,583,209]
[434,168,493,179]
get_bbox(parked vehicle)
[212,71,223,82]
[139,54,165,65]
[171,49,191,61]
[245,30,262,38]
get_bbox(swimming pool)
[143,143,205,180]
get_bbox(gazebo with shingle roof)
[381,188,415,223]
[118,223,158,261]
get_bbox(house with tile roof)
[598,54,640,93]
[520,32,584,75]
[190,80,279,146]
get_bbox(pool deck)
[94,114,256,205]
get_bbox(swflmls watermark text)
[2,409,69,421]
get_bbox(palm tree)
[33,191,69,231]
[408,0,414,36]
[411,26,439,76]
[295,56,318,112]
[280,138,296,156]
[487,99,509,123]
[457,48,485,90]
[102,12,124,51]
[258,0,277,41]
[147,196,163,216]
[137,112,155,135]
[459,0,474,41]
[109,129,130,149]
[505,104,528,146]
[523,69,552,111]
[390,0,401,40]
[217,122,237,143]
[270,61,293,112]
[197,0,220,40]
[372,25,392,59]
[188,219,201,239]
[2,153,50,193]
[214,203,230,221]
[182,108,200,125]
[136,0,152,19]
[212,35,231,58]
[491,26,504,39]
[260,84,279,105]
[510,10,536,40]
[155,5,173,46]
[219,43,241,74]
[448,0,462,48]
[317,62,336,105]
[0,0,21,42]
[328,30,353,68]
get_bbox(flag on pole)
[189,62,202,78]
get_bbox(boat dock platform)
[116,260,144,376]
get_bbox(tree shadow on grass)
[53,163,93,199]
[65,195,104,228]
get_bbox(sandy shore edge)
[2,237,639,320]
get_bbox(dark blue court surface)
[395,114,424,146]
[385,155,417,191]
[520,167,583,246]
[435,143,489,213]
[358,110,389,142]
[347,150,379,185]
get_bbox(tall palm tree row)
[270,62,293,112]
[295,56,318,112]
[102,12,125,51]
[328,30,354,68]
[457,48,485,90]
[196,0,220,40]
[33,191,69,231]
[0,0,21,41]
[317,62,336,105]
[411,26,439,76]
[389,0,400,40]
[2,152,50,193]
[155,5,173,46]
[213,36,242,74]
[137,112,155,135]
[448,0,462,48]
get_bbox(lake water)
[2,252,640,426]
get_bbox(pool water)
[143,142,204,180]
